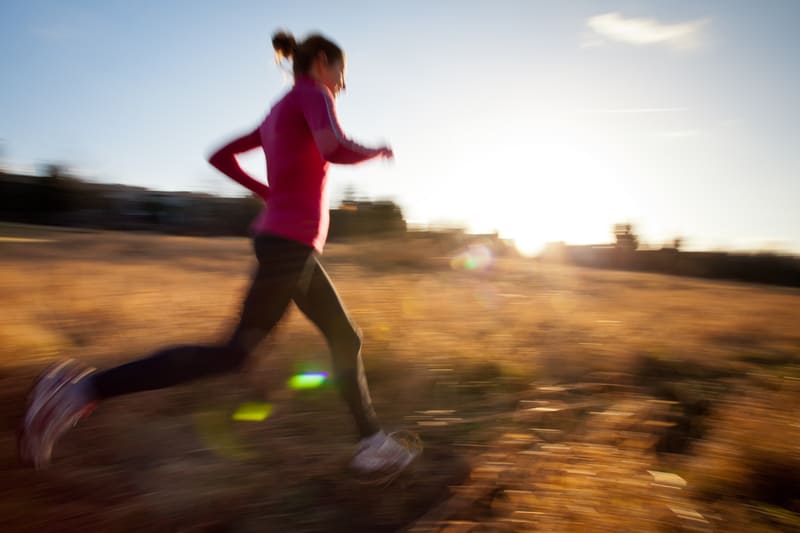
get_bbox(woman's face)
[313,54,346,97]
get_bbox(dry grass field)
[1,224,800,532]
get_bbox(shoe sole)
[353,454,418,487]
[18,359,95,469]
[352,430,422,486]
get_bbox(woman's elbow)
[207,149,227,169]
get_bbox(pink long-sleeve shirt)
[209,76,385,253]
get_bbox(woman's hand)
[378,146,394,160]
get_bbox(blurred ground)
[1,225,800,532]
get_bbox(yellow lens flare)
[192,409,258,460]
[232,401,274,422]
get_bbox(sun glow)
[463,126,632,256]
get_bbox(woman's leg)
[92,235,314,399]
[292,255,381,439]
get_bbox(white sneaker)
[350,430,418,475]
[18,359,97,469]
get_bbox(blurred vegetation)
[1,227,799,531]
[3,167,798,288]
[543,223,800,288]
[0,168,405,240]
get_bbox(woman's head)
[272,31,346,96]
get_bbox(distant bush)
[542,244,800,288]
[328,200,406,239]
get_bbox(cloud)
[657,129,703,139]
[576,107,690,114]
[586,12,709,50]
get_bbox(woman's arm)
[208,128,270,200]
[302,87,393,164]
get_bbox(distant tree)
[37,163,74,216]
[43,163,67,180]
[329,199,406,239]
[140,195,165,224]
[613,223,639,251]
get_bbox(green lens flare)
[232,402,273,421]
[288,372,328,390]
[450,245,494,272]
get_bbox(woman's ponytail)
[271,30,343,76]
[272,31,297,62]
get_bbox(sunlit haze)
[2,1,799,254]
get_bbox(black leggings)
[91,234,380,439]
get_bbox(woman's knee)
[349,325,363,354]
[220,338,254,371]
[227,326,266,359]
[332,324,362,357]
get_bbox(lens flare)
[450,244,494,272]
[192,410,257,460]
[232,402,273,422]
[374,323,391,341]
[288,372,328,390]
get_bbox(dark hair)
[272,31,343,76]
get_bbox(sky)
[2,1,799,254]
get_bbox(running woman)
[19,31,418,476]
